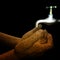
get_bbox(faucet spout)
[36,6,57,27]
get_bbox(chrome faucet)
[36,6,60,27]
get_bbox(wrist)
[14,48,26,59]
[0,49,19,60]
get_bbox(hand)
[15,27,53,58]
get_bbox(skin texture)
[0,49,18,60]
[0,32,21,48]
[0,27,53,60]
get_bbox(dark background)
[0,0,60,60]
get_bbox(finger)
[46,33,53,48]
[15,29,44,52]
[24,30,48,55]
[38,29,48,44]
[38,33,53,50]
[24,32,53,56]
[22,27,40,39]
[24,41,42,56]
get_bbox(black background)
[0,0,60,60]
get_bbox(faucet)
[36,6,60,27]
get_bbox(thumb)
[22,27,40,39]
[15,29,44,53]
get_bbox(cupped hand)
[15,27,53,58]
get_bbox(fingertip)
[22,27,40,39]
[47,33,53,40]
[47,33,53,45]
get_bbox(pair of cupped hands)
[14,27,53,58]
